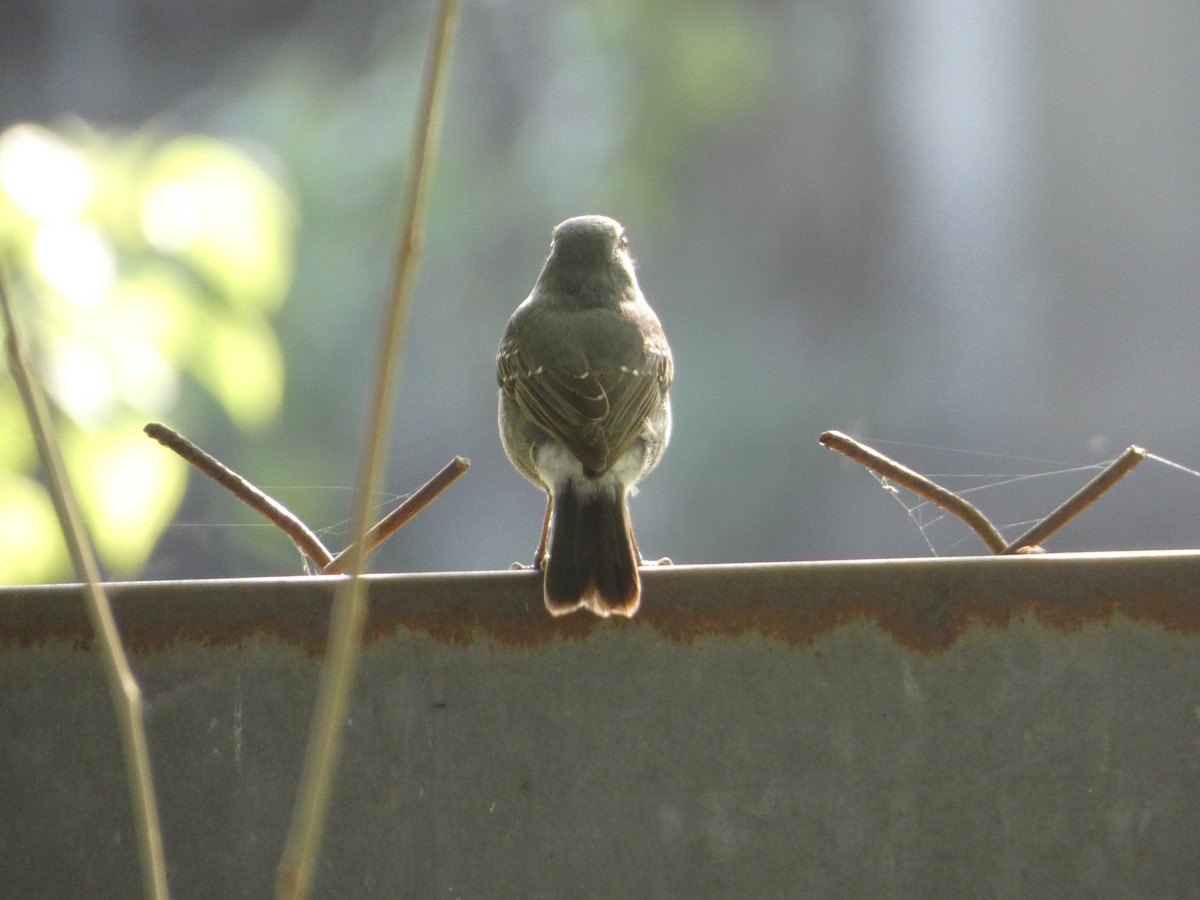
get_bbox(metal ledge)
[3,551,1200,897]
[4,549,1200,652]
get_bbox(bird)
[496,215,673,617]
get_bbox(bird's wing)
[590,347,672,472]
[499,343,609,473]
[498,342,670,477]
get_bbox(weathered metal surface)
[2,551,1199,897]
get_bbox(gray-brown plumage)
[497,215,672,616]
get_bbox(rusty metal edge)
[2,549,1199,655]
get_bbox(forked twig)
[821,431,1150,556]
[1,264,171,899]
[1000,445,1145,554]
[323,455,469,574]
[144,422,335,570]
[819,430,1008,553]
[277,2,461,897]
[144,423,468,572]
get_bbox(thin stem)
[276,2,461,897]
[323,456,469,574]
[1001,446,1146,554]
[1,263,170,900]
[819,430,1008,554]
[144,422,334,570]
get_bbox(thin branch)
[819,430,1008,554]
[144,422,334,570]
[323,455,469,574]
[1,263,171,900]
[1000,445,1146,554]
[276,2,461,897]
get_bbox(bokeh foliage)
[8,3,1199,580]
[0,122,295,583]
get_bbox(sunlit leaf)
[0,384,36,470]
[31,220,116,308]
[139,136,295,313]
[62,422,188,574]
[190,314,285,428]
[0,471,69,584]
[0,124,94,222]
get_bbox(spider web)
[859,439,1200,556]
[168,486,406,536]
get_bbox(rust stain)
[639,562,1200,654]
[3,556,1200,656]
[362,577,604,651]
[0,574,590,656]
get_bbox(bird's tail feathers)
[544,482,639,617]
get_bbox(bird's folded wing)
[499,345,670,477]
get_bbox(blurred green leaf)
[0,470,68,581]
[140,136,294,312]
[0,121,296,583]
[0,383,36,470]
[190,313,285,428]
[62,420,189,572]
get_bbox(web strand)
[852,440,1200,556]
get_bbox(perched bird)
[497,215,673,617]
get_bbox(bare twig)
[277,2,461,897]
[2,264,170,899]
[323,455,469,574]
[819,430,1008,554]
[1000,445,1146,554]
[144,425,468,572]
[144,422,335,570]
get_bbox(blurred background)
[3,0,1200,583]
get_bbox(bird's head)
[538,215,637,303]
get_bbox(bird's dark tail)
[544,482,640,617]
